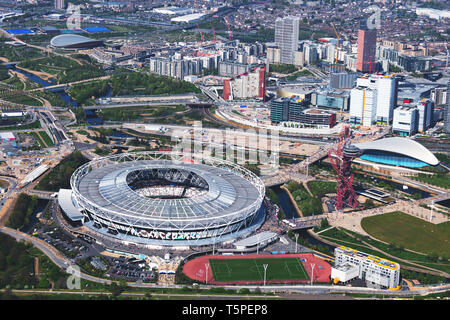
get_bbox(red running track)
[182,253,331,285]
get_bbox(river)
[5,64,78,107]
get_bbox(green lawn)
[361,211,450,256]
[209,258,309,282]
[39,131,54,147]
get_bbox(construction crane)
[196,23,204,47]
[210,22,216,44]
[330,22,340,64]
[223,16,232,41]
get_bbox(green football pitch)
[209,257,309,282]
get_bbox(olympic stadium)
[58,152,266,249]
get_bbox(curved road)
[1,226,449,297]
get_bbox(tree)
[109,282,124,298]
[320,218,329,230]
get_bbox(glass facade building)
[359,150,428,168]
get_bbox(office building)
[417,98,434,133]
[392,106,418,136]
[270,97,306,123]
[349,86,377,126]
[329,72,359,89]
[356,28,377,73]
[311,90,350,111]
[332,246,400,289]
[445,81,450,133]
[270,97,336,129]
[275,16,299,65]
[353,74,397,125]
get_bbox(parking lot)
[105,257,156,283]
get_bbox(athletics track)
[183,253,331,285]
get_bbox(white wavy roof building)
[50,34,103,49]
[354,137,439,167]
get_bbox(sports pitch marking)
[209,257,309,282]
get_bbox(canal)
[6,64,79,107]
[270,185,299,219]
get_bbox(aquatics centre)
[58,151,266,249]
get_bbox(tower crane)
[223,16,232,41]
[197,23,204,47]
[210,22,216,44]
[330,22,340,64]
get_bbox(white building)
[170,13,206,23]
[349,86,377,126]
[274,16,299,65]
[267,46,281,64]
[393,106,418,136]
[153,6,194,15]
[293,50,304,67]
[332,246,400,289]
[355,74,397,125]
[331,262,359,283]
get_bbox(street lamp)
[310,263,315,286]
[430,201,435,222]
[263,264,268,286]
[256,233,260,255]
[205,263,210,285]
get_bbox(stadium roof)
[354,137,439,166]
[50,34,102,48]
[58,189,84,221]
[170,13,206,23]
[74,159,263,226]
[233,231,278,248]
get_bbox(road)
[1,225,449,297]
[27,76,111,92]
[82,100,198,110]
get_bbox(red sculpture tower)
[328,126,362,210]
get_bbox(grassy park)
[361,211,450,257]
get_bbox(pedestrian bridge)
[283,215,327,230]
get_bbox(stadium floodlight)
[205,263,210,285]
[256,233,260,254]
[310,263,315,286]
[263,264,268,286]
[294,233,299,253]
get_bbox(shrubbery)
[6,193,38,231]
